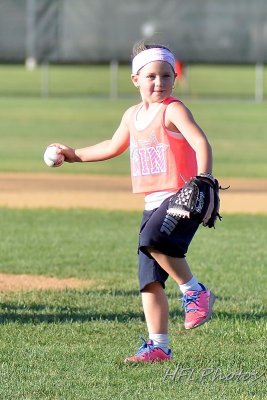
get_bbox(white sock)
[149,333,170,353]
[179,276,202,294]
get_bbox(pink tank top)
[129,97,197,194]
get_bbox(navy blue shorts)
[138,196,199,291]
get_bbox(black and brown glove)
[167,174,222,228]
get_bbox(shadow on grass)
[0,302,145,324]
[0,301,265,325]
[0,288,265,324]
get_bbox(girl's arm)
[51,108,132,163]
[165,102,213,175]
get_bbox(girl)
[50,40,216,363]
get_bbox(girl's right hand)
[49,143,80,163]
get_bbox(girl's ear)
[131,74,139,88]
[173,73,178,89]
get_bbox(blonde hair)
[131,39,172,59]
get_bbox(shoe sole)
[185,291,216,330]
[124,357,172,364]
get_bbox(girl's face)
[131,61,176,103]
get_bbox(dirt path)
[0,172,266,213]
[0,273,94,292]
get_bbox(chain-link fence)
[0,1,266,100]
[0,0,267,64]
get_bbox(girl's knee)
[141,281,164,293]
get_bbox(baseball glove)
[167,174,222,228]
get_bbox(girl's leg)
[124,281,172,363]
[141,281,169,334]
[146,247,215,330]
[146,248,193,285]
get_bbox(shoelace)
[135,337,154,355]
[181,292,200,313]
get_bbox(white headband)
[132,48,176,74]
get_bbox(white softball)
[44,145,64,167]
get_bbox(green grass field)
[0,210,266,399]
[0,64,266,99]
[0,65,266,399]
[0,97,266,177]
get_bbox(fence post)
[110,60,118,99]
[41,63,50,97]
[255,63,264,102]
[25,0,37,70]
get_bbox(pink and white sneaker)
[124,338,172,364]
[182,283,216,329]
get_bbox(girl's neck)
[141,100,162,111]
[135,102,162,129]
